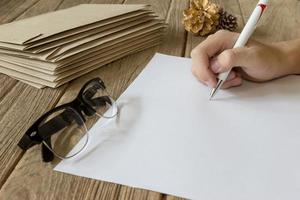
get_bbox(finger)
[221,73,243,89]
[191,31,239,88]
[192,64,217,88]
[225,71,237,81]
[211,47,252,74]
[191,30,239,59]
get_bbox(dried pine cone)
[217,8,238,31]
[183,0,220,36]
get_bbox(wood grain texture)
[158,0,189,56]
[0,0,41,23]
[165,195,186,200]
[1,0,298,199]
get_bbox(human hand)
[191,30,298,89]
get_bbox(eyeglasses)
[18,78,118,162]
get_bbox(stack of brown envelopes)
[0,4,166,88]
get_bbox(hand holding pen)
[190,0,300,99]
[209,0,269,99]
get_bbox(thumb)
[211,47,250,73]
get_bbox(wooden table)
[0,0,299,199]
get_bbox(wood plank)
[15,0,64,20]
[0,0,41,23]
[158,0,189,56]
[0,75,18,101]
[118,186,162,200]
[238,0,300,42]
[166,195,185,200]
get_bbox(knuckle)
[216,29,239,40]
[215,29,228,36]
[206,34,215,41]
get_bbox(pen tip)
[209,88,216,101]
[209,80,223,100]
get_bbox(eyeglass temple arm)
[18,134,38,150]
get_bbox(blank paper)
[55,53,300,200]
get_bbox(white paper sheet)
[55,53,300,200]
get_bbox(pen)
[209,0,269,100]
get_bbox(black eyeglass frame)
[18,77,111,162]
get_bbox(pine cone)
[183,0,220,36]
[217,8,238,31]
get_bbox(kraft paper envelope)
[28,13,155,53]
[0,48,51,61]
[0,54,56,71]
[0,34,162,80]
[28,40,161,87]
[54,42,160,87]
[47,20,162,60]
[0,4,148,45]
[52,24,165,63]
[0,36,162,82]
[0,41,159,88]
[0,31,163,75]
[0,9,152,51]
[0,26,164,73]
[0,20,163,62]
[50,21,165,61]
[40,17,156,59]
[26,11,154,51]
[52,37,162,80]
[0,28,145,72]
[55,32,163,73]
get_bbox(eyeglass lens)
[38,107,88,159]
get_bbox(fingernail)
[211,59,221,73]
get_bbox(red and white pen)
[209,0,269,100]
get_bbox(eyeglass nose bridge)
[81,95,113,115]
